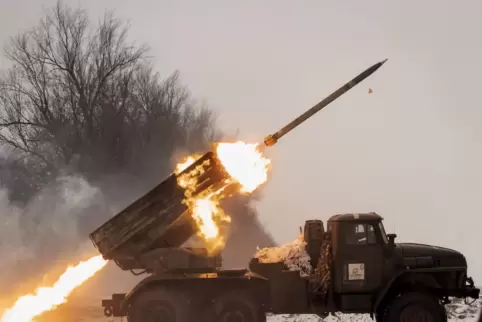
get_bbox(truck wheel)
[211,291,266,322]
[384,292,447,322]
[127,287,192,322]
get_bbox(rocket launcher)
[89,151,232,270]
[89,59,388,271]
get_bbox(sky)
[0,0,481,281]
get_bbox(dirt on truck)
[90,59,479,322]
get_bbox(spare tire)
[127,286,192,322]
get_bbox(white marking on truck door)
[348,263,365,280]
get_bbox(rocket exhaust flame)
[216,142,270,193]
[0,255,108,322]
[175,141,271,252]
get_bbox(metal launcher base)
[89,151,231,272]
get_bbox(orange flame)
[0,255,108,322]
[176,154,230,252]
[174,141,270,253]
[216,142,271,193]
[175,154,203,174]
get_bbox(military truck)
[93,157,479,322]
[251,213,480,321]
[91,60,479,321]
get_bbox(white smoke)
[0,189,30,268]
[0,175,108,296]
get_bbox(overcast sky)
[1,0,482,281]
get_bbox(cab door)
[334,221,385,294]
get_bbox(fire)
[0,255,108,322]
[216,142,271,193]
[175,154,203,174]
[176,154,231,252]
[174,141,270,252]
[192,198,224,239]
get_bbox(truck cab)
[251,212,479,321]
[328,212,390,311]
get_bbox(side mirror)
[387,233,397,246]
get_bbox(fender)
[122,269,269,310]
[373,267,463,312]
[123,274,170,308]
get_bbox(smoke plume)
[0,169,277,300]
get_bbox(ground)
[31,296,481,322]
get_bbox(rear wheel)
[383,292,447,322]
[211,291,266,322]
[127,287,192,322]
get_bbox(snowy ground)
[30,296,481,322]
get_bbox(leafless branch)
[0,0,219,187]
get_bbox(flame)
[174,141,270,253]
[191,196,231,252]
[216,142,271,193]
[175,154,203,174]
[176,155,231,252]
[0,255,108,322]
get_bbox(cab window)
[378,222,388,244]
[345,223,377,245]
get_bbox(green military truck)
[92,152,479,322]
[91,59,478,321]
[250,213,479,321]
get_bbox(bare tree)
[0,2,275,294]
[0,1,216,188]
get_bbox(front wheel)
[383,292,447,322]
[127,287,192,322]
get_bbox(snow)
[266,314,478,321]
[263,296,481,321]
[266,296,481,321]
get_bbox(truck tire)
[383,292,447,322]
[211,291,266,322]
[127,287,192,322]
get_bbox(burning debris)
[255,234,313,277]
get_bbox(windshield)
[378,222,388,244]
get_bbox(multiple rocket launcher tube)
[89,59,388,267]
